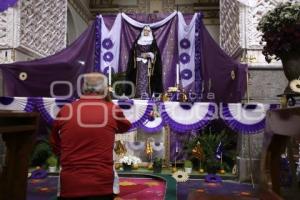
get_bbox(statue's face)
[144,29,150,36]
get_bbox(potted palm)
[258,2,300,94]
[184,160,193,174]
[47,155,57,173]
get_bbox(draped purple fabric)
[0,22,96,97]
[0,13,246,103]
[0,0,18,12]
[199,21,247,102]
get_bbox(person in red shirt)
[50,73,131,200]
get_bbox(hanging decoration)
[178,12,197,88]
[121,11,177,29]
[126,141,145,151]
[160,102,216,132]
[0,96,34,112]
[113,99,152,130]
[98,14,122,73]
[141,117,164,133]
[0,96,281,135]
[221,103,279,134]
[194,13,203,95]
[94,16,102,72]
[141,103,164,132]
[151,142,164,152]
[36,98,72,125]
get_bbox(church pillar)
[220,0,294,182]
[0,0,67,90]
[0,0,67,171]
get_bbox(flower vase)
[48,166,56,173]
[123,164,132,172]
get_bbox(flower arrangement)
[257,2,300,63]
[119,155,141,166]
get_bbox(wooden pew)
[260,107,300,196]
[0,111,39,200]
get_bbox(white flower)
[172,170,189,182]
[119,155,141,165]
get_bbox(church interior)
[0,0,300,200]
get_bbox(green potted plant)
[184,160,193,174]
[47,155,57,173]
[184,128,235,175]
[153,157,163,173]
[257,2,300,93]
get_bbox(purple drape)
[199,21,247,102]
[0,13,246,103]
[0,0,18,12]
[0,22,96,97]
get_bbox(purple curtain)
[0,22,96,97]
[199,21,247,103]
[0,0,18,12]
[0,13,247,103]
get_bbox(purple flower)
[180,69,192,80]
[180,38,191,49]
[103,52,114,62]
[102,38,113,50]
[204,174,222,183]
[179,53,190,64]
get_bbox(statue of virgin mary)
[125,25,163,98]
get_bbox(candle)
[176,64,179,85]
[175,142,178,153]
[108,66,112,86]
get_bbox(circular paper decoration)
[113,100,152,129]
[160,102,215,133]
[172,170,189,182]
[36,98,71,125]
[180,38,191,49]
[0,96,14,105]
[0,97,34,112]
[141,117,164,133]
[19,72,28,81]
[126,141,145,151]
[180,69,193,80]
[103,52,114,62]
[151,142,164,151]
[102,38,113,50]
[179,53,190,64]
[221,103,278,134]
[290,79,300,93]
[103,66,115,75]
